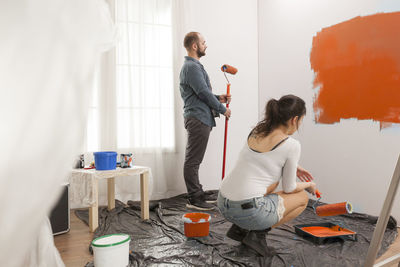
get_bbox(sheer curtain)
[81,0,182,206]
[116,0,175,151]
[0,0,115,266]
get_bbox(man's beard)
[196,47,206,58]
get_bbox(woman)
[217,94,316,256]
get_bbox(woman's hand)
[305,182,317,195]
[297,165,313,182]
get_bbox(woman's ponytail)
[252,95,306,137]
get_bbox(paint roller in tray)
[310,187,353,217]
[221,64,237,180]
[295,184,356,244]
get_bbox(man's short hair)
[183,32,200,51]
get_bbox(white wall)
[258,0,400,220]
[172,0,259,193]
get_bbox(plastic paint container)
[120,153,133,168]
[91,233,131,267]
[182,213,211,237]
[93,151,117,170]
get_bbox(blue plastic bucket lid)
[93,151,117,157]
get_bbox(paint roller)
[221,64,237,179]
[221,64,238,75]
[315,202,353,217]
[310,186,353,216]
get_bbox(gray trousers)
[184,117,211,200]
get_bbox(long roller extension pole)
[220,64,237,180]
[365,154,400,267]
[222,83,230,179]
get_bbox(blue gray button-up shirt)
[179,56,227,127]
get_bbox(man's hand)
[297,165,314,182]
[224,108,231,119]
[219,94,231,104]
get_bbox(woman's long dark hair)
[252,94,306,137]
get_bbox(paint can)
[120,153,133,168]
[91,233,131,267]
[182,213,211,237]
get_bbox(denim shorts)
[217,192,284,230]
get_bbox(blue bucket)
[94,151,117,171]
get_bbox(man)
[179,32,231,210]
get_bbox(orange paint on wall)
[310,12,400,126]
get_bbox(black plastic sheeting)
[77,191,398,267]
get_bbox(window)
[115,0,174,150]
[85,0,175,153]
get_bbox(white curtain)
[0,0,115,266]
[78,0,188,207]
[114,0,173,202]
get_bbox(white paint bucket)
[91,234,131,267]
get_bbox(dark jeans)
[184,117,211,200]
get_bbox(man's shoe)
[204,190,217,196]
[203,193,217,203]
[242,228,276,257]
[226,224,248,242]
[186,198,215,211]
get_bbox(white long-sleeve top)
[220,137,300,201]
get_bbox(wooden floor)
[55,210,400,267]
[378,231,400,267]
[54,210,93,267]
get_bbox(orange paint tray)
[294,222,357,245]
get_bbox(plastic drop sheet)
[77,191,398,267]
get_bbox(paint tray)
[294,222,357,245]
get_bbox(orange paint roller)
[309,185,353,216]
[221,64,238,179]
[315,202,353,217]
[221,64,238,74]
